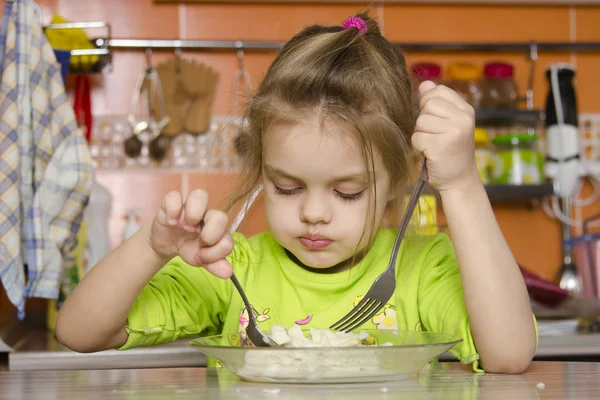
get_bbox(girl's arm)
[56,223,168,352]
[56,190,233,353]
[440,177,536,373]
[412,81,536,373]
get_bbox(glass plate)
[190,329,462,384]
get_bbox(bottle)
[84,181,113,273]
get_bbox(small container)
[491,133,545,185]
[412,62,442,83]
[474,128,493,184]
[411,62,442,103]
[481,62,519,109]
[446,62,483,109]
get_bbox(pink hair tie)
[342,16,367,35]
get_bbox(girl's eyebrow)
[264,165,368,183]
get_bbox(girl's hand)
[148,189,234,278]
[411,80,480,193]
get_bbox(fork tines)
[330,297,384,332]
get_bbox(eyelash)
[273,186,364,202]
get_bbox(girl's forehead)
[264,118,362,155]
[263,120,386,180]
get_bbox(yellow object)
[447,62,482,81]
[47,219,87,331]
[474,128,493,184]
[409,194,438,235]
[45,14,99,70]
[474,127,490,145]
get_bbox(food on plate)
[267,324,393,347]
[237,325,395,381]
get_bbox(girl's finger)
[182,189,209,232]
[204,259,233,279]
[158,191,183,226]
[420,96,460,120]
[411,131,436,155]
[420,84,473,114]
[199,209,229,247]
[418,80,437,96]
[195,233,234,266]
[415,114,453,135]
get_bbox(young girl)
[56,14,537,373]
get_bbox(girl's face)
[262,117,394,271]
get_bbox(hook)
[528,41,539,62]
[174,47,182,74]
[145,47,153,69]
[525,41,538,111]
[237,49,245,71]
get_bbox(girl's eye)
[335,190,365,202]
[274,185,302,196]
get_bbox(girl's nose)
[300,192,332,225]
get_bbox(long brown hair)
[226,13,417,234]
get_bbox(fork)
[230,273,281,347]
[330,157,429,333]
[226,186,280,348]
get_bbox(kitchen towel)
[0,0,94,318]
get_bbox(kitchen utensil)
[330,157,428,332]
[148,133,172,162]
[198,212,277,348]
[182,61,219,134]
[230,273,280,348]
[559,261,582,294]
[125,49,170,159]
[226,185,277,347]
[156,50,185,136]
[231,49,253,157]
[189,329,461,383]
[558,197,582,294]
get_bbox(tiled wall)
[30,1,600,283]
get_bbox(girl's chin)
[288,249,356,273]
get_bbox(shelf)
[485,183,555,205]
[475,108,545,127]
[422,183,554,205]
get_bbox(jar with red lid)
[481,62,519,109]
[411,62,442,103]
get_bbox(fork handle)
[388,157,428,268]
[230,273,253,314]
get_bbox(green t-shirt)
[118,228,535,372]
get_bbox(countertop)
[4,325,600,371]
[1,361,598,399]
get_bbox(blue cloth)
[53,49,71,84]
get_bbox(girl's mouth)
[299,237,333,249]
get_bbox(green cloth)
[118,228,538,372]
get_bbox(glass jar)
[474,127,493,184]
[491,133,545,185]
[481,62,519,109]
[411,62,442,103]
[446,62,483,109]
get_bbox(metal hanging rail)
[95,38,600,53]
[42,22,600,55]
